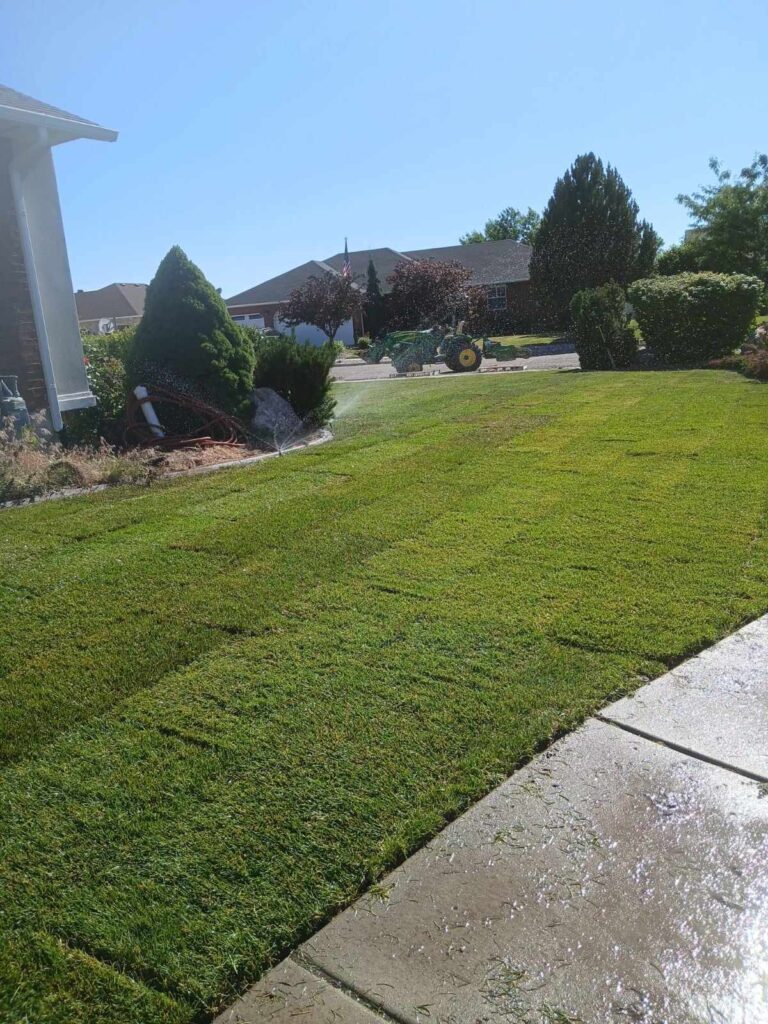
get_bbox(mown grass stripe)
[0,370,766,1021]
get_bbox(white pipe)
[134,386,165,438]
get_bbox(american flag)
[341,238,351,278]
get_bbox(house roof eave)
[0,104,117,143]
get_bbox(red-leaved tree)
[386,259,472,329]
[280,272,361,342]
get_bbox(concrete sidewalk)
[217,616,768,1024]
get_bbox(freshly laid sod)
[1,370,767,1022]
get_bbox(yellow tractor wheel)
[445,340,483,373]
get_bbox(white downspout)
[133,386,165,438]
[9,128,64,431]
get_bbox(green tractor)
[362,327,486,374]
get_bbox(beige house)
[0,84,117,428]
[75,282,146,334]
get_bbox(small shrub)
[628,272,764,366]
[745,350,768,379]
[250,332,337,426]
[64,328,135,446]
[709,350,768,380]
[356,336,371,350]
[570,282,637,370]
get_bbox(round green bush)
[628,272,764,366]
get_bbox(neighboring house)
[225,239,533,345]
[0,84,117,428]
[75,282,146,333]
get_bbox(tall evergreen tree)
[635,220,663,278]
[130,246,255,415]
[364,258,386,338]
[529,154,653,322]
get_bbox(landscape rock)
[250,388,303,446]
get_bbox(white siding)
[11,141,93,428]
[274,319,355,347]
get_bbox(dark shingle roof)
[0,84,117,141]
[75,283,147,321]
[322,247,407,292]
[226,239,530,306]
[227,261,339,305]
[403,239,531,285]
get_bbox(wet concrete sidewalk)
[217,616,768,1024]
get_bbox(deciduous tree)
[280,272,361,343]
[386,259,472,329]
[461,206,541,245]
[673,155,768,282]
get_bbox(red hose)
[125,387,246,449]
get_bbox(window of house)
[487,285,507,311]
[232,315,246,322]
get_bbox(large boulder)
[250,387,303,446]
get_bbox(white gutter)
[0,104,117,143]
[9,128,64,430]
[226,301,283,309]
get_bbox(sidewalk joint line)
[291,951,411,1024]
[596,714,768,785]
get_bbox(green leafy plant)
[250,332,337,425]
[675,155,768,283]
[709,350,768,380]
[64,327,136,446]
[628,272,764,365]
[128,246,255,417]
[460,206,541,245]
[570,282,637,370]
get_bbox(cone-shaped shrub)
[129,246,255,415]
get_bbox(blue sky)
[3,0,766,296]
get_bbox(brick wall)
[0,137,46,410]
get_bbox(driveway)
[332,350,580,382]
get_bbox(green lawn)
[486,332,569,360]
[489,332,565,346]
[1,370,767,1022]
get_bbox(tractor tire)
[445,340,483,373]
